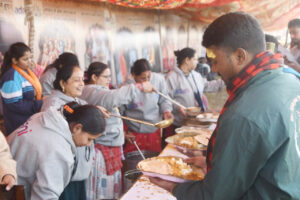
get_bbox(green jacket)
[173,68,300,200]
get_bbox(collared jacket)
[166,67,224,126]
[0,131,16,181]
[0,67,42,135]
[122,72,172,133]
[41,90,93,181]
[8,108,76,200]
[80,84,140,146]
[173,68,300,199]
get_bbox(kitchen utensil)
[109,113,173,129]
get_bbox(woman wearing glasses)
[80,62,154,199]
[8,102,106,200]
[41,64,107,200]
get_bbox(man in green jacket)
[150,12,300,199]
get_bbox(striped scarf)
[206,51,282,171]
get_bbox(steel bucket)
[123,150,159,192]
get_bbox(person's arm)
[31,152,73,200]
[158,78,173,119]
[173,116,281,199]
[1,81,42,114]
[151,115,282,199]
[0,132,17,190]
[84,83,153,111]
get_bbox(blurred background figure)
[285,19,300,72]
[265,34,279,53]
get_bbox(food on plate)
[166,129,212,150]
[175,127,213,135]
[177,136,200,149]
[194,135,209,146]
[137,156,204,181]
[196,112,219,120]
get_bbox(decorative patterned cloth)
[123,123,162,154]
[94,144,122,175]
[206,51,282,171]
[85,146,122,200]
[88,0,300,31]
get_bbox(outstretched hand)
[137,82,157,93]
[178,106,187,117]
[184,155,207,175]
[163,111,174,120]
[96,106,110,118]
[125,131,135,144]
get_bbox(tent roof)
[85,0,300,31]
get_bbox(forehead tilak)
[206,48,216,59]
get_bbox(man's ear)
[234,48,247,65]
[71,123,83,135]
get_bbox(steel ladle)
[109,113,173,129]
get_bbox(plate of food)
[137,156,204,183]
[196,112,219,123]
[175,127,213,135]
[166,130,212,151]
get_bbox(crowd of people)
[0,11,299,200]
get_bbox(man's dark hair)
[202,12,265,55]
[288,19,300,29]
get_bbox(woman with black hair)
[122,58,173,154]
[0,42,42,135]
[40,52,79,96]
[41,64,107,200]
[80,62,154,199]
[166,47,224,128]
[8,102,106,200]
[41,64,86,110]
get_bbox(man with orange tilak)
[149,12,300,199]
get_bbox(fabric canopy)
[87,0,300,31]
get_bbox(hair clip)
[206,48,216,59]
[64,105,74,114]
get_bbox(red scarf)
[206,51,282,171]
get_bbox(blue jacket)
[0,68,42,135]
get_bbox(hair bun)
[62,101,80,117]
[174,50,180,57]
